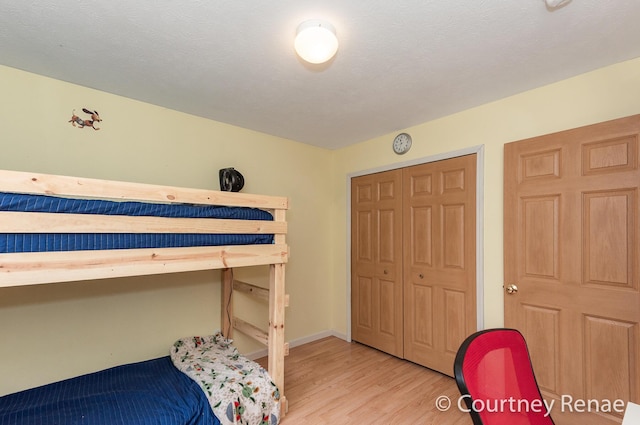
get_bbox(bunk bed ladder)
[221,266,289,415]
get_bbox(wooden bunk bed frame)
[0,169,289,416]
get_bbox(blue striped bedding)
[0,357,221,425]
[0,192,274,253]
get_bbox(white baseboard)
[245,330,348,361]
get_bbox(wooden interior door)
[403,154,477,376]
[504,115,640,425]
[351,169,404,357]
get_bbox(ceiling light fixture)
[545,0,572,8]
[294,19,339,64]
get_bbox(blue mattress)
[0,192,273,253]
[0,357,220,425]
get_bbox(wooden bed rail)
[0,169,288,210]
[0,211,286,235]
[0,245,288,288]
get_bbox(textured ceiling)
[1,0,639,149]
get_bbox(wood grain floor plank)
[258,336,472,424]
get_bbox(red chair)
[454,328,555,425]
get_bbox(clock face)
[393,133,412,155]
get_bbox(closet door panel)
[351,170,403,356]
[403,155,477,376]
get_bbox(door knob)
[505,284,518,295]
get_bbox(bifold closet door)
[402,154,477,376]
[351,169,404,357]
[351,154,477,372]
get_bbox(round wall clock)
[392,132,412,155]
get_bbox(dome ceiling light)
[294,19,339,64]
[545,0,572,9]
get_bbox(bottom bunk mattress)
[0,333,280,425]
[0,356,220,425]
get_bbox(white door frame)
[346,145,485,342]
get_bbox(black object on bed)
[0,357,220,425]
[0,192,274,253]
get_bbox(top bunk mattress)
[0,192,274,253]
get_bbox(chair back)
[454,328,554,425]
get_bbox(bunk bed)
[0,169,289,425]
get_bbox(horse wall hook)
[69,108,101,130]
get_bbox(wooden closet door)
[403,154,477,376]
[351,169,404,357]
[504,115,640,425]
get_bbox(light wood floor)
[258,336,472,424]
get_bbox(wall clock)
[392,132,412,155]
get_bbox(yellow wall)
[330,57,640,334]
[2,56,640,396]
[0,65,334,395]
